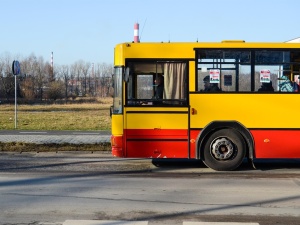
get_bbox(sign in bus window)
[254,65,280,92]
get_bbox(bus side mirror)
[110,105,113,117]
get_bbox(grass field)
[0,98,113,151]
[0,98,112,131]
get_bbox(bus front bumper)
[111,135,124,157]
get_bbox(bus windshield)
[112,67,123,114]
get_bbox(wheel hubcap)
[211,137,235,160]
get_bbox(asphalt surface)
[0,130,111,144]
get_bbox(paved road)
[0,130,111,144]
[0,152,299,225]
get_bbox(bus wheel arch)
[197,121,255,171]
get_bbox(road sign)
[12,60,21,75]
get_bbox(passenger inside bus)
[153,74,164,100]
[258,81,274,92]
[201,75,221,92]
[278,75,294,92]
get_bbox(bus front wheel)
[202,129,246,171]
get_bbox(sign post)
[12,60,21,129]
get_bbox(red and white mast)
[134,23,139,43]
[51,51,53,68]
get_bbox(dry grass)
[0,97,113,130]
[0,142,111,152]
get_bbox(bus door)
[124,62,189,158]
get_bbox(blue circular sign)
[12,60,21,75]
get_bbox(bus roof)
[114,41,300,64]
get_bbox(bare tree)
[19,53,46,101]
[45,63,55,83]
[72,60,84,96]
[47,80,64,101]
[69,64,77,98]
[33,56,47,101]
[0,51,114,103]
[81,61,91,96]
[95,62,113,97]
[0,53,15,101]
[56,64,70,101]
[20,54,36,101]
[0,56,5,100]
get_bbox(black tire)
[202,129,246,171]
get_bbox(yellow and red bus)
[110,40,300,171]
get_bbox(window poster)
[260,69,271,83]
[209,69,220,83]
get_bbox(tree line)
[0,52,113,104]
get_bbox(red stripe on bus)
[124,129,190,158]
[118,129,300,159]
[251,130,300,158]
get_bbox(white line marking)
[183,222,259,225]
[19,132,47,134]
[63,220,148,225]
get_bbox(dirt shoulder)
[0,142,111,152]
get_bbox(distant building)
[285,37,300,43]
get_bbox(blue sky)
[1,0,300,66]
